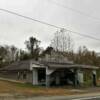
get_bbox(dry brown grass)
[0,80,85,97]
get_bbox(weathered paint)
[32,68,38,85]
[46,67,55,75]
[78,72,84,84]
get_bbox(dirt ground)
[0,80,86,97]
[0,79,100,99]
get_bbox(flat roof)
[0,60,99,71]
[47,63,99,69]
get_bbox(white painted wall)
[78,72,84,84]
[32,68,38,85]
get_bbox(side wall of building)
[0,71,33,83]
[83,69,93,86]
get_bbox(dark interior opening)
[51,69,75,86]
[38,68,46,85]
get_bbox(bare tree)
[10,46,18,61]
[51,28,74,52]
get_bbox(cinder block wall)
[0,71,33,83]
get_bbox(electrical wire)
[0,8,100,41]
[47,0,100,22]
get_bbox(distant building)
[0,57,99,87]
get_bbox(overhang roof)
[0,60,99,71]
[0,60,30,71]
[0,60,39,71]
[47,63,99,69]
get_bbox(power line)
[0,8,61,29]
[69,30,100,41]
[47,0,100,22]
[0,8,100,41]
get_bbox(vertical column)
[55,73,60,85]
[92,70,97,86]
[46,67,55,87]
[46,75,50,87]
[32,68,38,85]
[74,69,78,87]
[77,72,84,86]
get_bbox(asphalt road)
[24,96,100,100]
[72,96,100,100]
[0,94,100,100]
[0,96,100,100]
[20,95,100,100]
[34,96,100,100]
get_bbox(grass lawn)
[0,80,86,97]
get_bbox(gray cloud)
[0,0,99,52]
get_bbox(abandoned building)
[0,56,99,87]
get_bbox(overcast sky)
[0,0,100,52]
